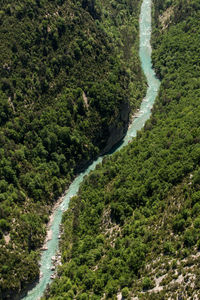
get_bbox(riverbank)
[0,0,146,297]
[41,193,66,252]
[41,0,162,298]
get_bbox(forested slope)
[44,0,200,299]
[0,0,145,298]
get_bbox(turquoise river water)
[23,0,160,298]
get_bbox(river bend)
[23,0,160,298]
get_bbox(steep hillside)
[0,0,145,298]
[44,0,200,299]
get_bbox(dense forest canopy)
[43,0,200,299]
[0,0,145,298]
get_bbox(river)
[22,0,160,299]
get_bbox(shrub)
[163,242,175,255]
[142,277,153,291]
[122,287,129,298]
[183,229,197,247]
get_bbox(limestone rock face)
[101,101,130,154]
[76,101,130,172]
